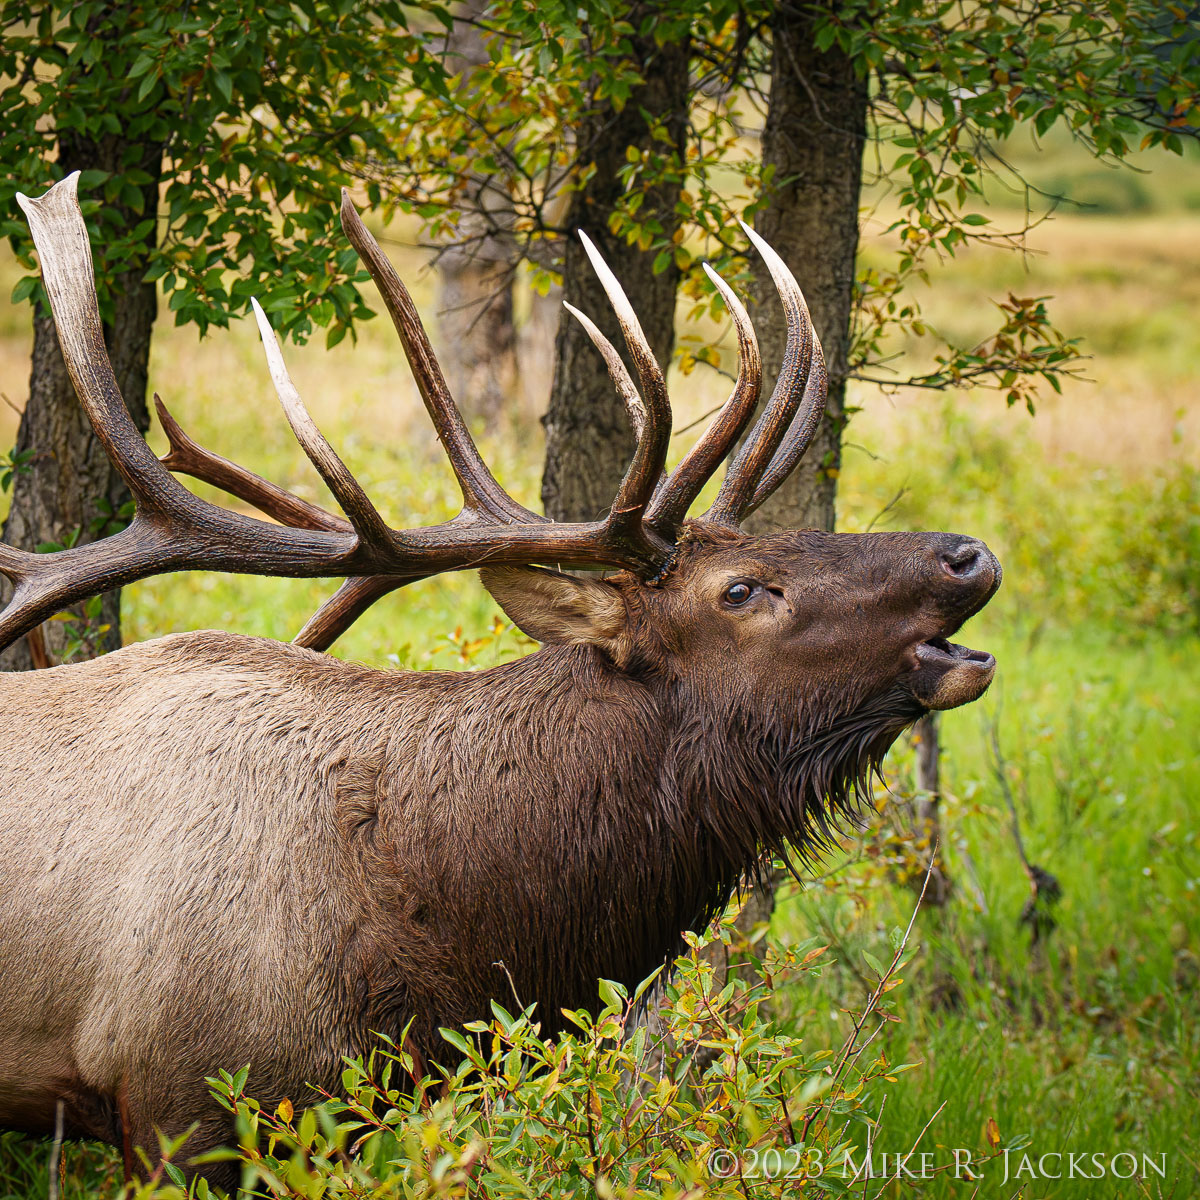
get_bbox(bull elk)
[0,174,1001,1183]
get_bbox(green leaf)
[597,978,627,1012]
[814,22,838,54]
[438,1028,474,1059]
[10,275,38,304]
[135,69,159,104]
[212,69,233,105]
[862,950,886,979]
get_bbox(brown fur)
[0,525,999,1180]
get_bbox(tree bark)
[435,1,520,427]
[732,4,869,929]
[0,134,160,670]
[744,2,868,539]
[540,20,690,522]
[912,710,952,905]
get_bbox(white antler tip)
[700,262,753,327]
[577,232,610,281]
[249,297,276,339]
[563,301,603,340]
[740,220,773,258]
[16,171,83,218]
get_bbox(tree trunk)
[744,2,868,540]
[734,5,870,929]
[914,711,940,822]
[0,134,160,670]
[517,283,562,415]
[436,239,519,426]
[540,20,690,522]
[912,711,952,905]
[435,0,520,427]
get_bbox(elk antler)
[0,176,826,654]
[703,221,825,527]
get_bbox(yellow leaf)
[276,1097,293,1123]
[986,1117,1001,1148]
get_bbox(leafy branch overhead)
[838,0,1200,408]
[0,0,454,345]
[2,1,1197,397]
[373,0,1198,407]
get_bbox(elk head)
[0,175,999,826]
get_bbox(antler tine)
[293,575,414,650]
[250,298,396,553]
[576,231,671,526]
[562,301,647,441]
[15,174,185,517]
[292,239,688,649]
[744,333,828,517]
[156,394,413,649]
[154,396,453,650]
[705,220,819,527]
[646,262,762,531]
[0,177,375,653]
[156,394,349,533]
[338,191,540,526]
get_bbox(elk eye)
[724,581,754,606]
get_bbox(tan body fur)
[0,629,673,1162]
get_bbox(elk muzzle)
[909,535,1001,710]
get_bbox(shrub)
[124,910,1016,1198]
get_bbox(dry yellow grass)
[851,212,1200,468]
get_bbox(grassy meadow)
[0,145,1198,1197]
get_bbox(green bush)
[109,915,1015,1198]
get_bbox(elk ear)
[480,566,627,651]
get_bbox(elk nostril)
[939,541,983,578]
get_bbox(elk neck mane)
[655,656,924,897]
[330,624,925,1036]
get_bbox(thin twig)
[870,1100,947,1200]
[801,851,936,1142]
[986,710,1033,881]
[864,486,908,533]
[493,959,524,1012]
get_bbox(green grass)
[772,627,1200,1197]
[770,389,1200,1196]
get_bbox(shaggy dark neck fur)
[653,664,925,947]
[364,638,925,1059]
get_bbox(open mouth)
[909,633,997,710]
[916,635,996,671]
